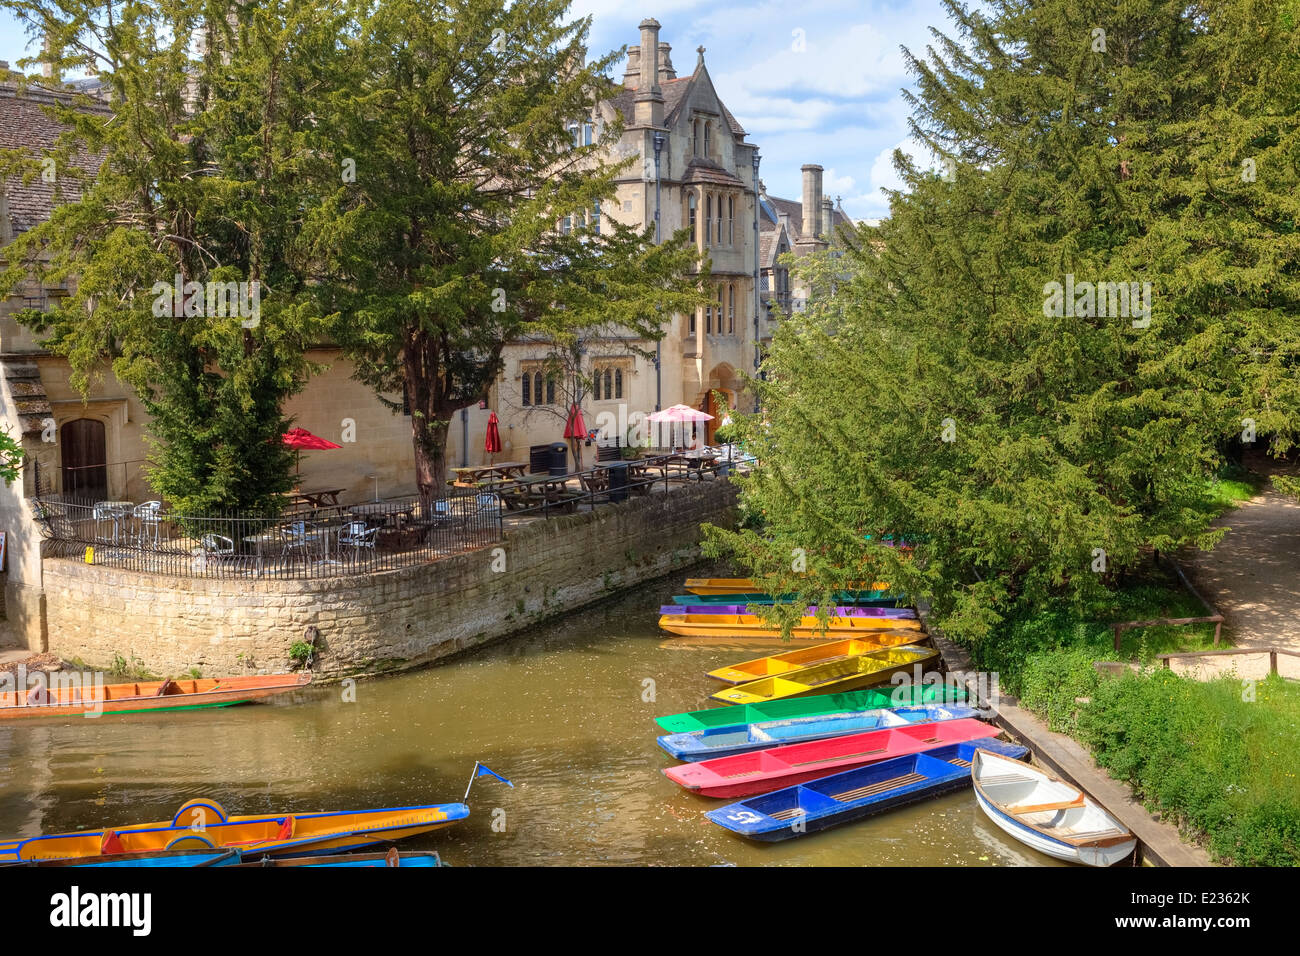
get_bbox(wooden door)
[60,418,108,501]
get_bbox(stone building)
[757,166,852,324]
[493,19,763,453]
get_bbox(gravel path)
[1177,452,1300,681]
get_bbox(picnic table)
[498,474,583,513]
[347,500,416,531]
[288,488,346,516]
[449,461,529,487]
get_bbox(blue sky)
[0,0,951,219]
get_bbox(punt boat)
[0,797,468,862]
[663,717,1000,799]
[684,578,891,596]
[657,704,982,760]
[710,646,939,704]
[706,738,1029,840]
[661,605,917,619]
[0,673,312,720]
[972,749,1137,866]
[7,847,447,868]
[707,635,927,684]
[670,592,906,606]
[659,613,923,639]
[655,684,967,733]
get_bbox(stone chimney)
[40,31,58,82]
[633,19,664,127]
[623,45,640,89]
[658,43,676,81]
[801,164,823,238]
[821,197,834,238]
[777,211,790,235]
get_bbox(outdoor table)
[288,488,346,515]
[92,501,135,545]
[450,462,529,487]
[347,501,416,531]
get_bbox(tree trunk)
[404,328,452,505]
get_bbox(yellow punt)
[658,613,922,639]
[683,578,891,596]
[711,646,939,705]
[706,633,928,684]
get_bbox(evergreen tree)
[310,0,706,499]
[0,0,338,513]
[707,0,1300,642]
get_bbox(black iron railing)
[32,491,503,580]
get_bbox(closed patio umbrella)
[563,404,588,469]
[484,411,502,463]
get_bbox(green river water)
[0,577,1065,866]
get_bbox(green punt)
[669,590,907,607]
[654,683,966,734]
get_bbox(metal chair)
[338,520,379,561]
[134,501,164,546]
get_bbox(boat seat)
[1009,797,1085,816]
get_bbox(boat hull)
[662,605,917,619]
[706,738,1029,841]
[971,749,1137,866]
[707,635,926,684]
[670,592,905,607]
[710,647,939,705]
[660,614,923,639]
[683,579,891,596]
[0,800,469,862]
[664,718,999,799]
[655,685,967,734]
[0,674,311,720]
[658,704,982,760]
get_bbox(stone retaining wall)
[41,481,738,678]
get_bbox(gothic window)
[614,368,623,399]
[546,377,556,405]
[728,197,734,245]
[705,195,712,247]
[522,373,531,406]
[704,122,710,158]
[715,199,722,244]
[688,194,697,242]
[728,283,735,334]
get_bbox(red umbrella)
[484,411,502,459]
[282,427,341,477]
[283,427,342,450]
[563,404,587,439]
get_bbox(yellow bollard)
[84,546,94,564]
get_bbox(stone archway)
[700,363,740,445]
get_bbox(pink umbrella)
[647,404,713,451]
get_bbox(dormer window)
[704,122,710,159]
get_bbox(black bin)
[548,441,569,477]
[607,461,629,503]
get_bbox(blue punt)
[704,738,1030,842]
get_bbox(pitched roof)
[608,73,745,136]
[681,158,746,188]
[0,79,109,240]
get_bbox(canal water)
[0,576,1064,866]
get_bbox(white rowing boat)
[971,749,1137,866]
